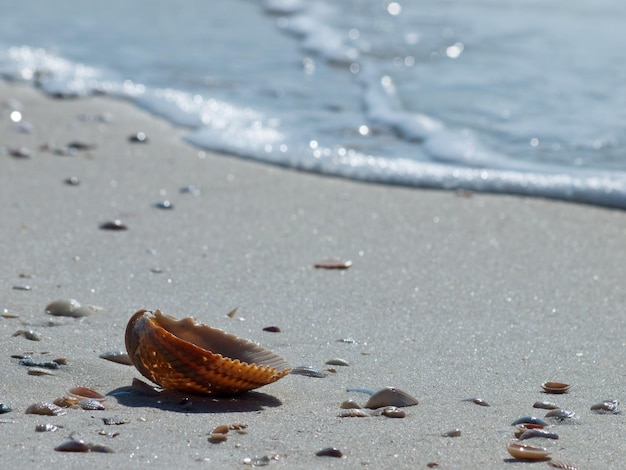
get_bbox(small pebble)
[64,176,80,186]
[35,423,60,432]
[180,185,201,196]
[12,330,43,341]
[9,147,31,158]
[262,326,281,333]
[102,417,130,425]
[155,200,173,209]
[314,258,352,269]
[12,285,32,291]
[0,404,12,414]
[441,429,462,437]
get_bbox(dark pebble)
[128,132,148,143]
[0,403,12,414]
[316,447,343,458]
[155,200,173,210]
[99,220,128,231]
[262,326,281,333]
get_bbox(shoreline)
[2,81,626,468]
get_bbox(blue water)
[1,0,626,208]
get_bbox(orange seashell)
[125,309,291,396]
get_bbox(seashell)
[99,350,133,365]
[506,442,551,460]
[545,408,579,423]
[99,220,128,231]
[45,299,94,318]
[314,258,352,270]
[102,416,130,425]
[262,326,281,333]
[338,409,369,418]
[0,403,12,414]
[68,386,106,402]
[462,397,490,407]
[78,399,105,411]
[533,400,559,410]
[54,396,80,408]
[514,423,545,437]
[547,461,579,469]
[364,387,418,409]
[511,416,548,426]
[12,330,43,341]
[518,429,559,440]
[380,406,406,418]
[325,358,349,366]
[541,381,570,394]
[590,399,620,414]
[19,357,60,369]
[54,439,90,453]
[339,400,361,409]
[290,365,327,378]
[28,368,55,376]
[441,429,462,437]
[25,402,66,416]
[125,309,291,396]
[209,424,229,443]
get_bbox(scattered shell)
[2,310,19,318]
[262,326,281,333]
[99,220,128,231]
[12,330,43,341]
[290,366,327,378]
[19,357,60,369]
[533,401,559,410]
[518,429,559,440]
[441,429,462,437]
[511,416,548,426]
[78,399,105,411]
[229,423,248,433]
[68,386,106,402]
[35,423,60,432]
[427,463,440,468]
[364,387,418,409]
[545,409,579,423]
[514,423,546,437]
[25,402,66,416]
[315,447,343,458]
[541,381,570,394]
[209,424,229,443]
[0,404,12,414]
[547,461,579,469]
[129,132,148,143]
[53,357,69,365]
[463,397,490,407]
[12,285,32,291]
[54,396,79,408]
[506,442,551,460]
[28,368,55,376]
[338,409,369,418]
[212,424,229,435]
[125,309,292,396]
[314,258,352,270]
[54,439,90,453]
[325,358,349,366]
[45,299,93,318]
[155,200,173,210]
[102,417,130,425]
[99,350,133,365]
[590,400,621,414]
[380,406,406,418]
[226,307,239,318]
[339,400,361,409]
[336,338,358,344]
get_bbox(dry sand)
[1,80,626,469]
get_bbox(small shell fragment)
[78,399,105,411]
[545,409,579,423]
[99,220,128,231]
[68,387,106,402]
[441,429,462,437]
[102,417,130,425]
[129,132,148,143]
[338,409,369,418]
[25,402,66,416]
[506,442,551,460]
[380,406,406,418]
[547,461,579,469]
[463,397,490,407]
[12,330,43,341]
[54,439,90,452]
[28,368,55,376]
[99,350,133,365]
[511,416,548,426]
[290,366,327,378]
[518,429,559,440]
[541,381,570,394]
[314,258,352,270]
[0,404,12,414]
[339,400,361,410]
[315,447,343,458]
[35,423,60,432]
[262,326,281,333]
[325,358,349,366]
[590,400,621,414]
[364,387,418,409]
[533,401,559,410]
[19,357,60,369]
[45,299,93,318]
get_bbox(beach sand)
[1,80,626,468]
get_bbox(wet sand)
[1,80,626,468]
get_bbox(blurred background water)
[1,0,626,208]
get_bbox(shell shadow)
[106,385,283,413]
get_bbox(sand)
[1,80,626,469]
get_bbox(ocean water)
[1,0,626,208]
